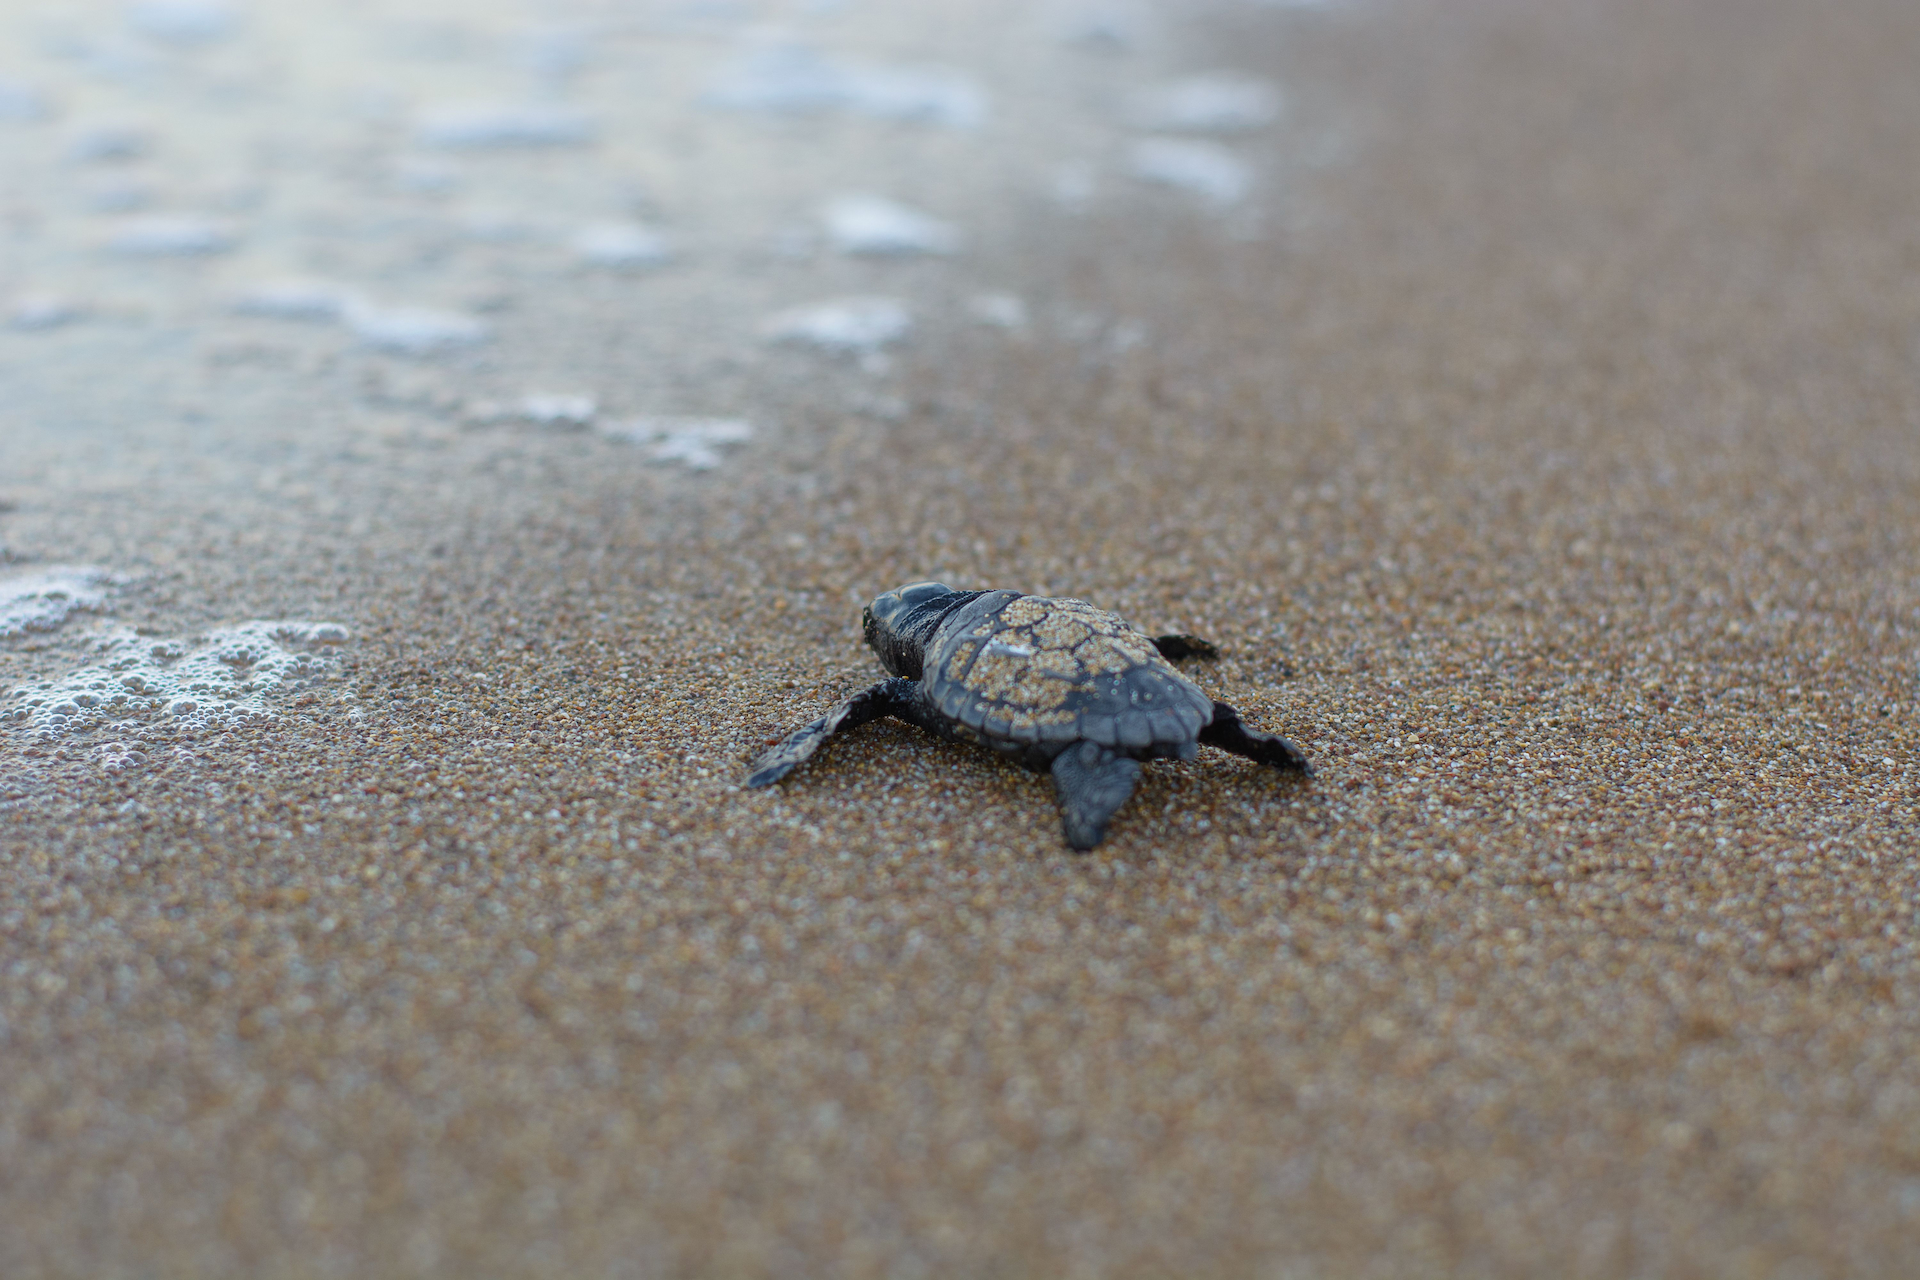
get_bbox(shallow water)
[1,0,1303,769]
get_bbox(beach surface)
[4,0,1920,1276]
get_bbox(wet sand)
[5,0,1920,1276]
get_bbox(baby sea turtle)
[745,582,1311,850]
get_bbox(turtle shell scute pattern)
[924,595,1214,747]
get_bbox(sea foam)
[415,103,596,149]
[0,568,115,638]
[599,417,754,470]
[126,1,240,46]
[106,215,239,255]
[762,296,912,354]
[231,279,360,321]
[8,294,86,330]
[3,621,351,749]
[0,77,50,121]
[346,303,489,355]
[572,222,673,268]
[822,195,959,257]
[1128,138,1253,206]
[1127,73,1281,133]
[705,42,985,128]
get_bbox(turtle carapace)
[744,582,1312,850]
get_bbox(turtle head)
[863,581,969,680]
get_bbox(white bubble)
[81,175,156,212]
[238,285,498,362]
[1058,8,1140,51]
[106,215,239,256]
[704,41,844,115]
[705,41,986,128]
[345,303,488,355]
[572,222,672,268]
[456,208,548,243]
[68,124,151,163]
[1128,73,1282,133]
[822,195,960,257]
[1108,319,1150,352]
[601,417,753,471]
[1050,160,1099,212]
[465,395,599,428]
[517,394,599,428]
[392,158,461,194]
[516,23,591,82]
[231,279,360,321]
[0,568,115,638]
[1063,310,1150,355]
[762,222,819,261]
[0,78,50,122]
[967,293,1029,331]
[127,0,239,45]
[414,103,596,149]
[94,740,149,773]
[8,294,86,330]
[838,65,986,128]
[1128,138,1253,206]
[5,620,350,744]
[762,296,912,355]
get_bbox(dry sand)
[4,0,1920,1276]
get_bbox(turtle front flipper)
[1199,699,1312,775]
[1152,634,1219,661]
[1049,741,1143,851]
[744,677,919,787]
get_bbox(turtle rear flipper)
[745,677,919,787]
[1151,634,1218,661]
[1050,740,1142,851]
[1200,699,1312,774]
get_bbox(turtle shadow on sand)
[745,582,1313,850]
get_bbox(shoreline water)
[6,0,1920,1275]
